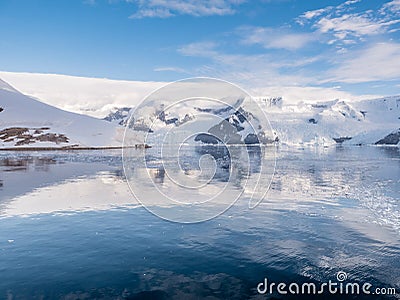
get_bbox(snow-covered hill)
[0,79,125,148]
[0,71,164,118]
[1,72,398,148]
[104,96,400,147]
[0,71,379,119]
[260,96,400,146]
[103,107,131,126]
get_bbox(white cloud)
[316,14,398,37]
[240,26,316,50]
[335,0,362,13]
[129,0,245,19]
[299,0,400,44]
[251,85,378,104]
[302,8,327,19]
[327,42,400,83]
[297,7,332,22]
[381,0,400,14]
[0,71,165,118]
[342,0,362,5]
[178,41,219,57]
[131,8,173,18]
[177,39,326,89]
[153,66,187,73]
[316,15,372,37]
[175,37,395,98]
[174,1,400,96]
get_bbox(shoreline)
[0,143,398,152]
[0,145,151,151]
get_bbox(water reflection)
[0,156,57,172]
[0,147,398,299]
[0,151,130,214]
[0,147,398,229]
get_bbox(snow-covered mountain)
[104,96,400,147]
[0,79,125,149]
[103,107,131,126]
[1,73,398,148]
[260,96,400,146]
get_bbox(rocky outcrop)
[333,136,352,144]
[103,107,131,126]
[0,127,69,146]
[375,129,400,145]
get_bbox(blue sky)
[1,0,400,98]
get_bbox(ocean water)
[0,146,399,299]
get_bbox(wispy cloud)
[238,26,316,50]
[129,0,246,19]
[298,0,400,45]
[153,66,187,73]
[316,14,393,38]
[177,40,323,88]
[251,85,376,104]
[178,41,219,57]
[299,7,331,21]
[380,0,400,15]
[326,42,400,83]
[173,0,400,97]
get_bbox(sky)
[1,0,400,100]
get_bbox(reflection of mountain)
[192,145,264,183]
[1,147,398,235]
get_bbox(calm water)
[0,146,399,299]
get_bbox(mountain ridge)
[1,76,399,148]
[104,96,400,147]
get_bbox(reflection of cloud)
[1,173,136,217]
[134,269,245,300]
[57,269,246,299]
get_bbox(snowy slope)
[105,96,400,147]
[0,71,164,118]
[0,71,381,119]
[0,71,398,147]
[258,96,400,146]
[0,79,125,148]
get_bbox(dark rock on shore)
[375,128,400,145]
